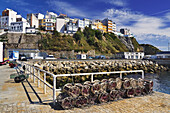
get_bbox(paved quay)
[0,64,170,113]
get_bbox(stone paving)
[0,64,170,113]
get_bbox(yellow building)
[93,20,107,33]
[39,19,55,31]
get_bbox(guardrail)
[17,61,144,105]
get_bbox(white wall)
[27,14,39,28]
[10,21,30,33]
[78,20,84,28]
[124,52,144,59]
[56,18,65,33]
[26,28,36,34]
[0,42,3,62]
[34,13,44,19]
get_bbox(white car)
[46,55,56,60]
[34,56,44,59]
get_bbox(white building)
[56,18,65,33]
[0,8,17,29]
[76,54,86,59]
[90,24,97,30]
[9,21,30,33]
[45,11,58,19]
[120,28,131,36]
[26,27,36,34]
[77,19,85,28]
[156,51,170,59]
[115,52,144,59]
[33,13,44,19]
[84,18,90,27]
[66,20,78,34]
[27,14,39,28]
[112,22,116,32]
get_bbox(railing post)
[33,68,35,83]
[38,70,40,88]
[44,73,46,94]
[30,66,33,79]
[142,71,144,79]
[120,72,122,79]
[91,74,94,82]
[53,76,56,105]
[25,65,27,74]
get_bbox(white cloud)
[101,0,128,7]
[103,8,170,36]
[103,8,170,50]
[47,0,87,17]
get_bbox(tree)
[73,31,84,41]
[53,30,61,37]
[87,36,95,45]
[95,30,102,40]
[83,27,95,39]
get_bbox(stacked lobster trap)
[56,77,153,109]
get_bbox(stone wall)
[5,33,41,49]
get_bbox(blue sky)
[0,0,170,51]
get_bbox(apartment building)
[102,18,117,33]
[112,22,116,32]
[120,28,131,36]
[93,20,107,33]
[66,20,78,34]
[45,11,58,23]
[9,21,30,33]
[39,19,55,31]
[58,14,70,23]
[0,8,17,29]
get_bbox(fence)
[17,61,145,105]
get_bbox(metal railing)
[17,61,144,105]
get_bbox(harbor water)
[127,71,170,94]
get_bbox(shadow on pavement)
[21,79,64,110]
[21,79,48,105]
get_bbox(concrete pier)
[0,65,170,113]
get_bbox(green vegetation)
[0,33,8,42]
[131,37,143,52]
[38,27,142,54]
[140,44,161,55]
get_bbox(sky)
[0,0,170,51]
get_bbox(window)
[136,56,138,59]
[47,27,51,30]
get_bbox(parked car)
[34,56,44,59]
[46,55,56,60]
[19,55,27,61]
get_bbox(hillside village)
[0,8,132,37]
[0,8,162,59]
